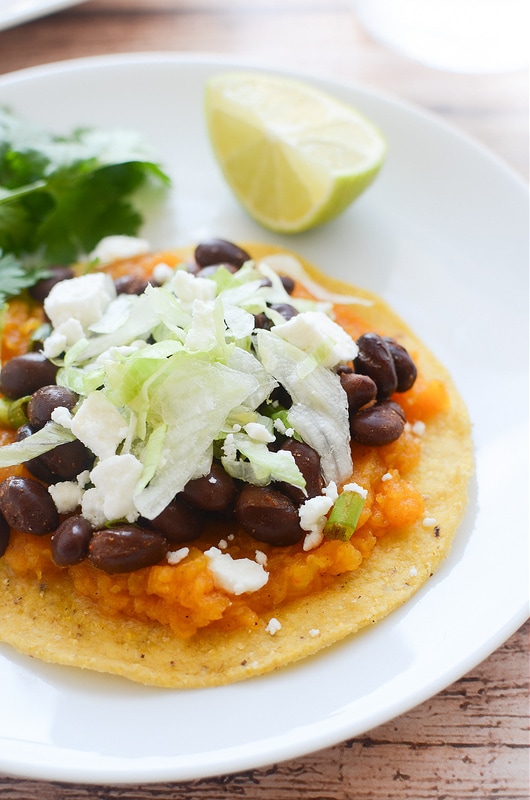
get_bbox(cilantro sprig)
[0,250,51,307]
[0,107,170,305]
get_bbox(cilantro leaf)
[0,250,50,306]
[0,107,171,298]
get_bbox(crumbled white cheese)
[89,454,143,523]
[309,628,321,637]
[204,547,269,595]
[342,481,368,499]
[51,405,73,429]
[152,262,174,284]
[42,329,68,359]
[43,317,85,358]
[299,494,334,551]
[44,272,116,331]
[90,235,150,263]
[243,422,275,443]
[273,417,294,437]
[381,472,393,482]
[48,481,83,514]
[171,270,216,310]
[222,433,237,461]
[167,547,190,565]
[272,311,358,368]
[265,617,282,635]
[76,470,91,488]
[409,566,418,577]
[81,487,107,528]
[423,516,438,527]
[70,391,128,460]
[323,481,338,501]
[255,550,268,567]
[412,420,426,436]
[218,539,228,550]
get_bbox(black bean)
[29,267,74,303]
[194,239,250,270]
[354,333,398,400]
[235,485,304,546]
[15,423,62,484]
[280,275,296,295]
[146,498,204,544]
[350,400,406,446]
[383,337,418,392]
[276,440,324,506]
[0,512,10,557]
[0,353,58,400]
[0,476,59,535]
[253,312,272,330]
[40,439,93,481]
[181,462,238,514]
[114,275,150,295]
[27,385,78,430]
[268,303,299,322]
[269,384,292,409]
[51,515,93,566]
[340,372,378,413]
[88,525,168,574]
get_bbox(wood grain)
[0,2,528,797]
[0,0,527,176]
[0,620,527,798]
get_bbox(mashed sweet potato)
[0,244,473,687]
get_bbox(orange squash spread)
[0,249,449,639]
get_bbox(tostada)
[0,237,473,687]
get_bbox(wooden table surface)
[0,2,528,798]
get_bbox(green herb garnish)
[324,489,365,541]
[0,107,170,305]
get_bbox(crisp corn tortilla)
[0,245,473,688]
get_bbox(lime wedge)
[205,71,387,233]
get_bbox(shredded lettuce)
[255,329,353,485]
[2,250,357,525]
[0,421,76,467]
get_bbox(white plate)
[0,0,85,31]
[0,53,527,785]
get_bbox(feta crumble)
[167,547,190,565]
[88,453,143,524]
[272,311,358,368]
[243,422,275,443]
[299,494,334,551]
[423,516,438,527]
[48,481,83,514]
[70,391,129,460]
[273,417,294,437]
[152,262,174,284]
[342,481,368,499]
[89,235,150,264]
[205,547,269,595]
[309,628,321,637]
[265,617,282,635]
[171,270,216,310]
[44,272,116,331]
[51,406,73,429]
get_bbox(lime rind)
[205,72,387,233]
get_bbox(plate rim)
[0,51,527,785]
